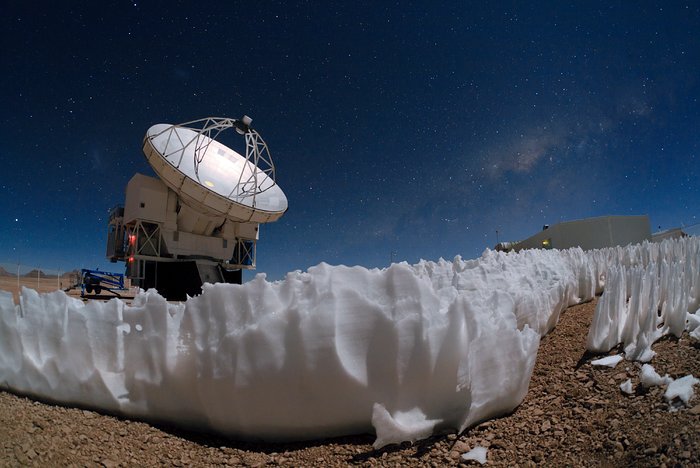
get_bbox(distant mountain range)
[0,268,81,278]
[22,269,54,278]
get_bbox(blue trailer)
[80,269,128,298]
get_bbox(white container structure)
[106,116,288,299]
[511,215,651,252]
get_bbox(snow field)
[0,237,698,447]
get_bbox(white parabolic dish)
[142,121,288,224]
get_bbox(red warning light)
[128,256,134,263]
[129,235,136,244]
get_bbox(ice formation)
[639,364,673,388]
[664,375,700,406]
[0,237,697,446]
[619,379,634,395]
[590,355,623,368]
[637,364,698,409]
[462,445,488,464]
[586,237,700,360]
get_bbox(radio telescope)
[106,116,288,300]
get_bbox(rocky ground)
[1,298,699,467]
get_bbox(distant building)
[501,215,652,252]
[494,241,519,252]
[651,227,687,243]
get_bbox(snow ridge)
[586,237,700,359]
[0,237,697,447]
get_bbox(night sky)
[1,2,699,280]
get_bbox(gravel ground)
[1,297,699,467]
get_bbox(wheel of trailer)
[94,286,102,294]
[86,285,93,293]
